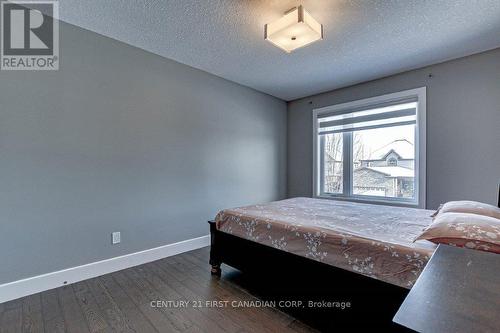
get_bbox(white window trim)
[312,87,427,208]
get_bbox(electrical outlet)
[112,232,121,244]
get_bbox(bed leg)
[208,220,222,276]
[210,264,222,276]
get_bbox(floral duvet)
[215,197,436,288]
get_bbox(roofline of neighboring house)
[355,166,391,176]
[354,166,415,178]
[360,158,414,162]
[380,149,406,161]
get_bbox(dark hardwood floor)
[0,247,317,333]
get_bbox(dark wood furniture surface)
[393,244,500,333]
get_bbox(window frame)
[312,87,427,208]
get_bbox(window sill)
[314,194,421,208]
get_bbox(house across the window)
[313,88,426,207]
[354,139,414,198]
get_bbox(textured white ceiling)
[55,0,500,101]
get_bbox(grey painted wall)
[288,47,500,209]
[0,22,286,284]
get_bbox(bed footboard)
[207,219,411,331]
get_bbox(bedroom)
[0,0,499,332]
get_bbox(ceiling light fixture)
[264,5,323,53]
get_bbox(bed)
[208,197,437,330]
[213,197,436,288]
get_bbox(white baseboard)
[0,235,210,304]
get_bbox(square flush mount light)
[265,5,323,53]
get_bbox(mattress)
[215,197,436,289]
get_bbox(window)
[313,88,426,207]
[321,132,343,193]
[387,157,398,166]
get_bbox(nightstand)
[393,244,500,332]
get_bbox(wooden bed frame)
[208,188,500,330]
[208,220,411,330]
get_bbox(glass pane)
[352,125,415,199]
[322,133,343,194]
